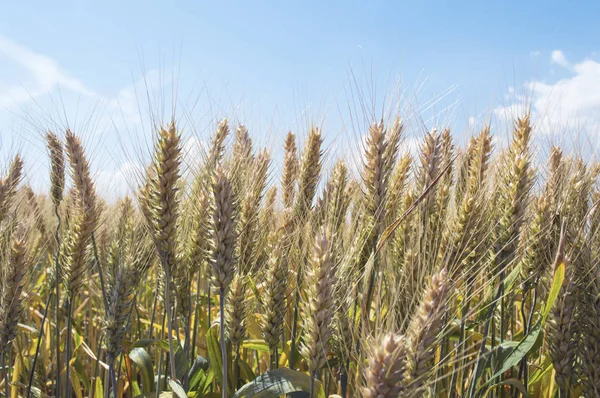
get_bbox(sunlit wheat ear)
[579,266,600,396]
[300,229,337,372]
[24,186,48,239]
[115,195,135,246]
[519,195,551,292]
[416,129,442,200]
[238,150,270,275]
[385,153,411,229]
[103,243,137,363]
[293,127,323,220]
[546,256,577,394]
[0,155,23,223]
[231,124,254,191]
[434,128,454,222]
[392,188,416,265]
[439,127,491,274]
[208,169,237,292]
[404,268,450,393]
[62,130,100,296]
[46,131,65,207]
[361,121,387,230]
[361,333,406,398]
[226,273,247,347]
[262,239,288,356]
[468,127,492,192]
[563,158,595,230]
[282,131,298,209]
[495,115,532,254]
[454,135,477,206]
[184,187,210,276]
[143,122,181,273]
[0,233,29,354]
[382,117,404,177]
[261,186,277,232]
[316,160,348,232]
[547,147,567,210]
[233,124,253,162]
[207,118,230,170]
[65,130,99,228]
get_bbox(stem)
[208,280,212,328]
[339,366,348,398]
[53,206,62,398]
[1,352,8,398]
[452,283,473,397]
[498,269,506,398]
[233,344,240,391]
[289,234,304,369]
[163,265,177,381]
[289,287,300,368]
[344,292,359,398]
[309,370,316,398]
[468,270,504,398]
[184,276,193,361]
[191,272,202,360]
[271,347,278,370]
[363,248,378,323]
[516,288,537,397]
[434,313,449,397]
[65,297,73,398]
[91,234,108,313]
[27,291,53,398]
[92,334,104,398]
[156,309,166,398]
[219,287,228,398]
[106,360,115,398]
[148,281,159,340]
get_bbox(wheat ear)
[361,333,407,398]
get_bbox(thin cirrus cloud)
[496,51,600,140]
[0,34,95,108]
[0,34,166,200]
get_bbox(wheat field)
[0,109,598,398]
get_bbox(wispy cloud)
[496,51,600,137]
[551,50,570,68]
[0,34,95,107]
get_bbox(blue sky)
[1,1,599,198]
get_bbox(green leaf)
[233,368,325,398]
[189,356,209,373]
[542,261,565,322]
[528,356,553,389]
[174,347,190,381]
[129,348,155,392]
[188,368,210,396]
[476,264,521,323]
[478,378,528,398]
[241,339,274,353]
[488,320,543,382]
[238,359,255,384]
[72,357,91,391]
[188,356,210,393]
[93,377,103,398]
[206,324,223,384]
[29,386,42,398]
[169,380,188,398]
[480,260,566,387]
[126,339,170,350]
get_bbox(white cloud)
[496,53,600,137]
[551,50,570,68]
[95,160,144,202]
[0,34,95,107]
